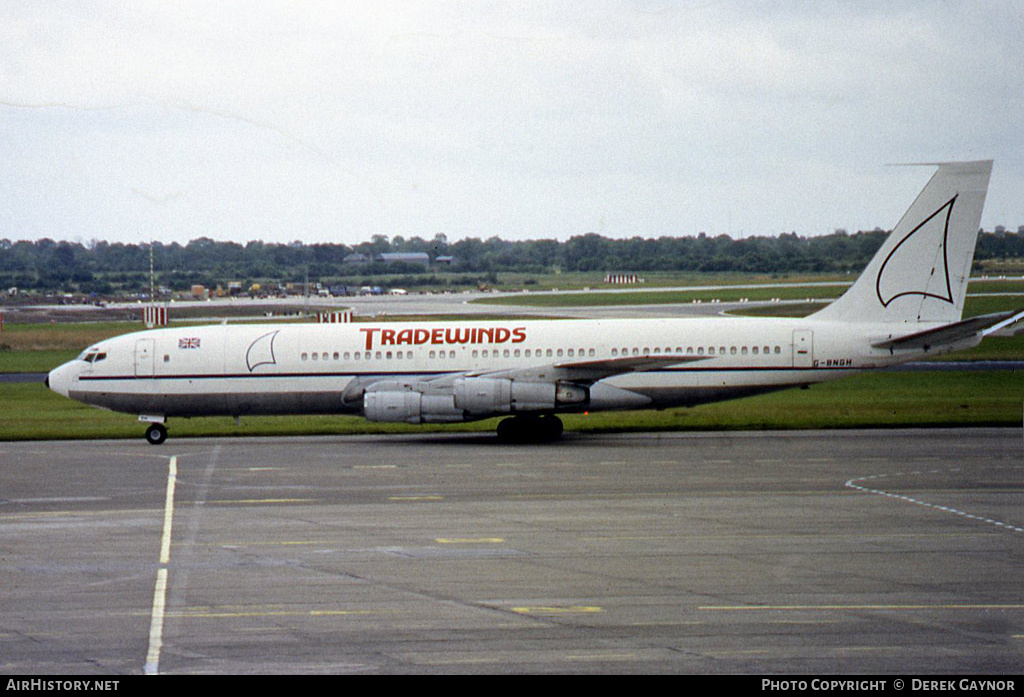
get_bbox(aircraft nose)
[47,362,75,398]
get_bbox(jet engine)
[363,377,588,424]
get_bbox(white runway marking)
[145,455,178,675]
[845,468,1024,534]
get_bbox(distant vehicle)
[48,162,1018,444]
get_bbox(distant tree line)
[2,228,1023,295]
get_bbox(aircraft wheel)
[539,414,563,440]
[496,417,516,442]
[496,415,563,443]
[145,423,168,446]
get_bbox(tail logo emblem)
[875,195,957,308]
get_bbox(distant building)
[376,252,430,266]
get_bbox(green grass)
[3,370,1022,442]
[475,284,848,308]
[475,279,1024,312]
[3,274,1023,441]
[0,350,79,373]
[0,382,494,441]
[568,370,1024,433]
[3,291,1023,373]
[479,270,854,292]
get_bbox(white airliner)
[47,161,1016,444]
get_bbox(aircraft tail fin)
[811,160,992,326]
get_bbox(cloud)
[1,1,1021,245]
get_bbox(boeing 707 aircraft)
[47,161,1016,444]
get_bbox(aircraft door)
[135,338,155,377]
[792,330,813,368]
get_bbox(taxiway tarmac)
[1,429,1022,675]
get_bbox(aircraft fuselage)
[47,315,970,422]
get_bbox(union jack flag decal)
[178,337,201,349]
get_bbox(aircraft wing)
[871,310,1024,351]
[464,354,709,384]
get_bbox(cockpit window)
[78,349,107,363]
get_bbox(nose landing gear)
[139,416,168,445]
[145,423,168,445]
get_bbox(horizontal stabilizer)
[981,308,1024,337]
[871,310,1022,351]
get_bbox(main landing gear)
[496,414,564,443]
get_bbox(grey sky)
[2,1,1022,246]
